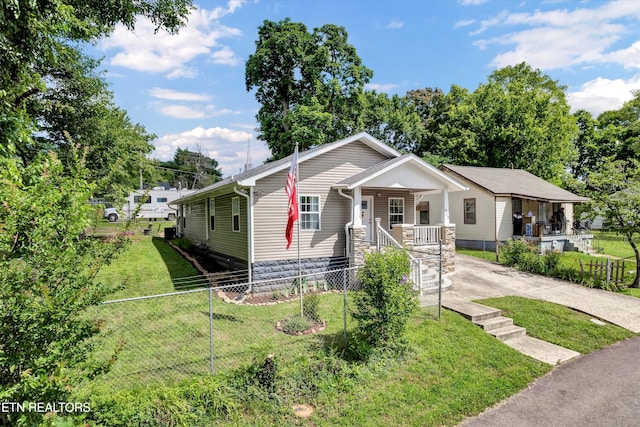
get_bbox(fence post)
[438,240,443,319]
[208,286,214,374]
[606,259,611,284]
[343,268,348,342]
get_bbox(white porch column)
[353,187,362,226]
[440,189,450,225]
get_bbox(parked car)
[104,208,120,222]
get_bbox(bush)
[303,294,321,322]
[280,315,311,335]
[351,248,418,352]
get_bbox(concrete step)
[506,336,581,365]
[443,300,501,322]
[474,316,514,332]
[490,325,527,342]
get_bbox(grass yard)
[78,235,635,426]
[592,231,640,260]
[476,296,636,354]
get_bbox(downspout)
[234,186,252,289]
[338,189,354,258]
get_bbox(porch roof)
[441,165,590,203]
[333,154,468,192]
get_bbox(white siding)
[496,196,513,241]
[420,181,496,241]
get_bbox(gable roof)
[441,165,590,203]
[172,132,400,204]
[334,154,467,192]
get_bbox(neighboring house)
[419,165,591,253]
[171,132,467,293]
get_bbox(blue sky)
[87,0,640,176]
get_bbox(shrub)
[303,294,321,322]
[280,315,311,335]
[351,248,418,351]
[499,239,532,266]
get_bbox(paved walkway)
[444,255,640,333]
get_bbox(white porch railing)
[376,223,437,296]
[568,228,593,254]
[414,225,441,245]
[376,225,402,251]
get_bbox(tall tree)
[597,90,640,162]
[246,19,372,160]
[439,63,577,182]
[584,158,640,287]
[1,0,193,158]
[361,90,423,153]
[159,147,223,189]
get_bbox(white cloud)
[211,45,241,66]
[156,104,236,119]
[467,1,640,70]
[101,2,244,76]
[454,19,476,29]
[385,20,404,30]
[567,75,640,116]
[151,126,271,176]
[365,83,399,92]
[149,87,211,101]
[459,0,488,5]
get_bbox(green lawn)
[592,231,640,260]
[476,296,635,354]
[78,235,636,426]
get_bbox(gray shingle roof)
[441,165,589,203]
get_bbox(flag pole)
[296,142,302,316]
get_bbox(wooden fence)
[579,259,626,285]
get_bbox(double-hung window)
[232,197,240,232]
[389,198,404,228]
[209,198,215,231]
[300,195,320,230]
[464,198,476,224]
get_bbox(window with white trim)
[209,197,215,231]
[232,197,240,232]
[464,198,476,224]
[389,198,404,228]
[300,195,320,230]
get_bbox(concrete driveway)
[444,255,640,333]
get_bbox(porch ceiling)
[333,154,467,192]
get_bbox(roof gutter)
[338,188,353,259]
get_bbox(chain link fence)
[90,267,360,393]
[90,255,444,394]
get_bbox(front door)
[362,195,374,241]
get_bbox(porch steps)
[443,301,580,365]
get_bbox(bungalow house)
[171,132,467,293]
[419,165,591,253]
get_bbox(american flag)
[285,146,299,249]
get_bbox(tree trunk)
[629,237,640,288]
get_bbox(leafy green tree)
[362,90,423,153]
[0,152,126,426]
[597,91,640,162]
[439,63,577,182]
[158,147,222,189]
[585,158,640,287]
[1,0,193,158]
[20,46,156,200]
[246,19,372,160]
